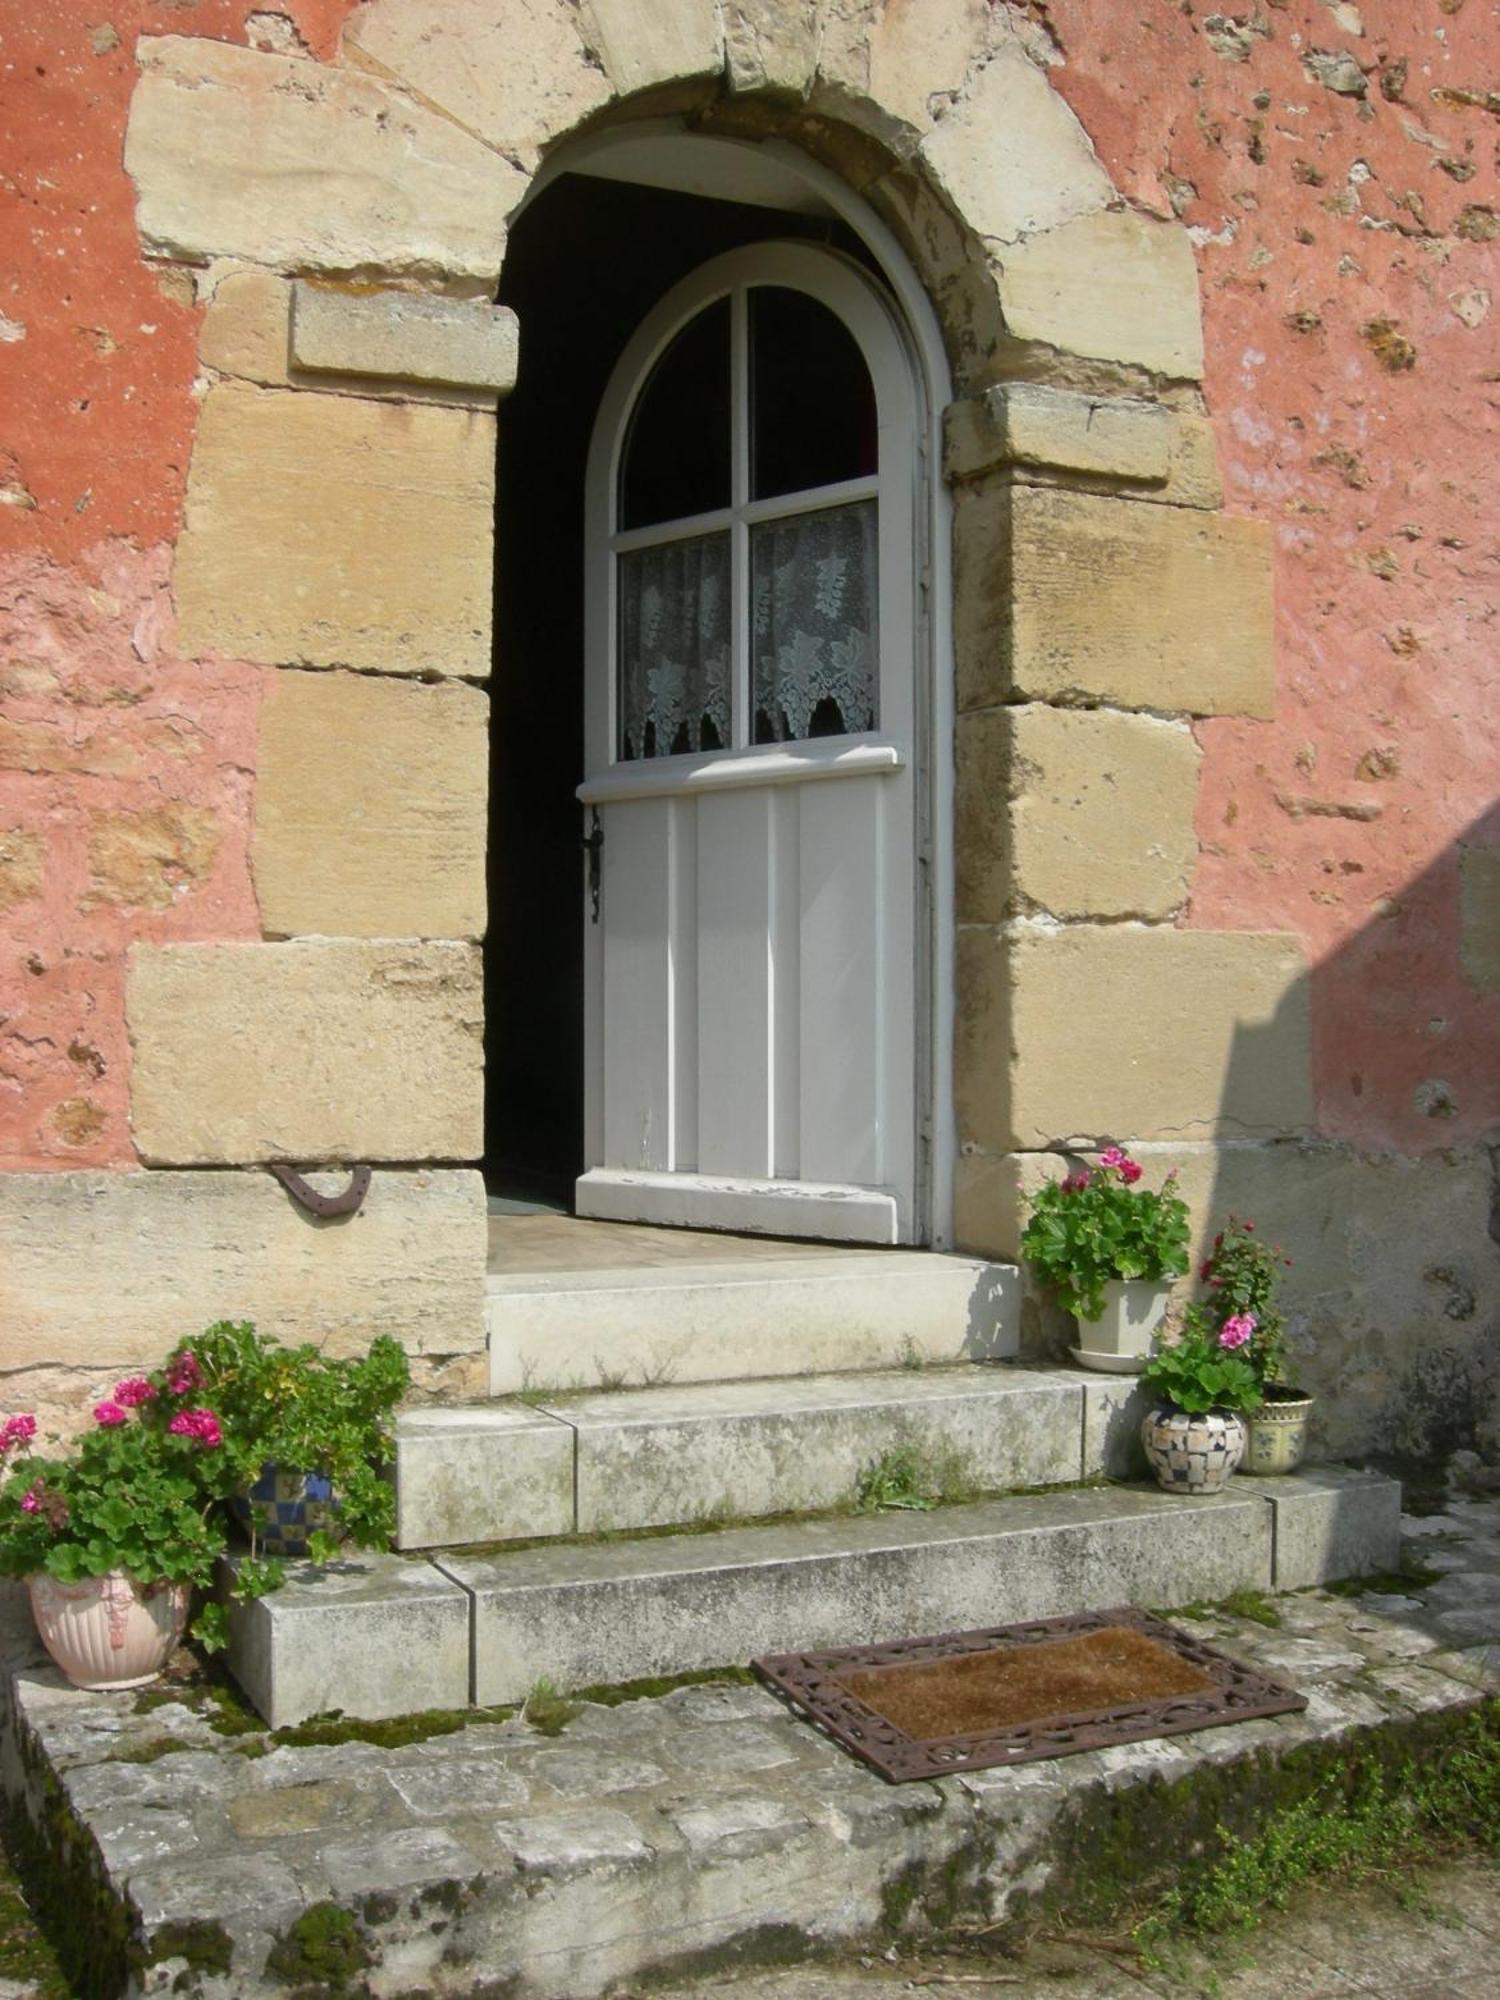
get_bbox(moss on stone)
[145,1919,234,1976]
[1176,1588,1282,1627]
[109,1734,197,1765]
[265,1902,371,1992]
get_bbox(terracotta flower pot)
[1140,1406,1247,1496]
[28,1571,190,1691]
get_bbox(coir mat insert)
[753,1606,1306,1783]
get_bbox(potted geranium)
[1197,1220,1311,1474]
[0,1360,266,1689]
[1138,1310,1264,1495]
[1020,1147,1191,1372]
[180,1322,409,1560]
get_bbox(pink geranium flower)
[1219,1312,1257,1349]
[165,1351,202,1396]
[93,1401,129,1428]
[113,1377,155,1408]
[1060,1171,1092,1194]
[1,1414,37,1452]
[1098,1146,1127,1169]
[1117,1160,1143,1185]
[169,1408,223,1450]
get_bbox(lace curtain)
[751,501,878,742]
[617,533,731,760]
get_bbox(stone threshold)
[225,1469,1401,1726]
[3,1495,1498,2000]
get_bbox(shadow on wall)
[1199,797,1500,1472]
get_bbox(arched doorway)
[483,128,955,1246]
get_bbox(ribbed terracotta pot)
[28,1571,190,1690]
[1140,1406,1247,1496]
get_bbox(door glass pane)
[618,532,732,760]
[619,297,731,531]
[751,501,878,743]
[751,287,877,502]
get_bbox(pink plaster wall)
[0,545,264,1167]
[2,1,1496,1170]
[1039,0,1500,1153]
[0,3,354,1168]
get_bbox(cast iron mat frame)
[752,1605,1306,1784]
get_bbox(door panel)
[579,243,922,1244]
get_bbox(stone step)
[485,1249,1018,1396]
[32,1513,1496,2000]
[229,1467,1402,1723]
[393,1363,1143,1550]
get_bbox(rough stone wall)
[0,0,1495,1465]
[1021,1,1500,1467]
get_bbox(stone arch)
[117,0,1291,1312]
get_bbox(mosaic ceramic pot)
[28,1571,190,1691]
[1140,1406,1247,1496]
[230,1463,338,1557]
[1245,1390,1316,1475]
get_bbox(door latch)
[583,807,604,924]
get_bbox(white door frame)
[522,125,956,1246]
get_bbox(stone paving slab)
[689,1857,1500,1998]
[2,1497,1498,1997]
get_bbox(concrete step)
[229,1467,1403,1723]
[485,1249,1018,1396]
[393,1363,1145,1550]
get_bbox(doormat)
[752,1606,1306,1783]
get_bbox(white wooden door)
[577,243,922,1244]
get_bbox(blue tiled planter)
[231,1464,337,1558]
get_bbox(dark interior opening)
[484,169,878,1205]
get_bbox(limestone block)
[1080,1375,1153,1481]
[956,925,1310,1151]
[1261,1470,1403,1590]
[450,1485,1274,1704]
[1165,412,1225,510]
[954,484,1275,718]
[291,285,519,395]
[199,269,290,385]
[724,0,818,95]
[0,827,43,911]
[343,0,613,172]
[125,38,522,284]
[174,384,493,677]
[920,46,1112,245]
[993,209,1205,380]
[578,0,723,94]
[953,1146,1064,1263]
[555,1369,1084,1533]
[956,705,1200,923]
[0,1168,487,1370]
[858,0,998,139]
[395,1407,575,1549]
[126,940,483,1164]
[253,670,488,940]
[944,383,1172,487]
[226,1552,470,1726]
[1459,845,1500,989]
